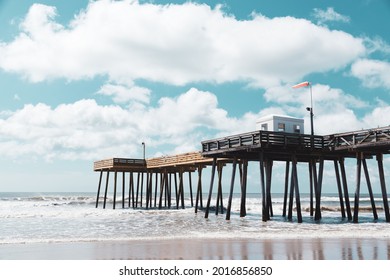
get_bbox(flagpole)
[309,83,314,136]
[292,81,314,137]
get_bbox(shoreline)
[1,237,389,260]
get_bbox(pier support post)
[154,172,158,208]
[226,158,237,220]
[129,172,134,208]
[265,159,273,218]
[158,171,165,209]
[135,172,140,208]
[240,160,248,217]
[334,160,346,218]
[362,158,378,220]
[205,158,217,218]
[145,171,149,209]
[314,158,324,221]
[140,172,144,207]
[353,153,363,223]
[292,156,302,223]
[195,166,203,213]
[287,161,294,221]
[308,161,314,216]
[167,172,171,208]
[216,164,224,215]
[146,171,153,209]
[188,172,194,207]
[113,171,117,209]
[95,170,103,208]
[178,169,185,209]
[122,172,125,209]
[103,171,110,209]
[282,161,290,217]
[377,153,390,222]
[259,152,269,222]
[339,158,352,220]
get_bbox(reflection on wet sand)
[1,238,390,260]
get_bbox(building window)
[278,123,285,132]
[261,123,268,131]
[293,124,301,133]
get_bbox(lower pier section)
[95,169,196,210]
[94,153,227,211]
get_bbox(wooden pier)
[94,152,231,213]
[94,126,390,223]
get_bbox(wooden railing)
[202,130,325,153]
[325,126,390,151]
[94,158,146,171]
[146,152,211,168]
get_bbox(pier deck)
[94,151,223,172]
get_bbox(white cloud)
[0,1,365,88]
[0,88,243,161]
[351,59,390,89]
[364,36,390,55]
[97,83,151,104]
[313,7,350,25]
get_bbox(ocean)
[1,192,390,259]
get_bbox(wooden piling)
[334,160,346,218]
[314,158,324,221]
[205,158,217,218]
[135,172,140,208]
[113,171,117,209]
[259,152,268,222]
[145,171,149,209]
[188,172,194,207]
[339,158,352,220]
[129,172,134,208]
[174,172,179,208]
[95,170,103,208]
[226,158,237,221]
[167,171,171,208]
[353,153,363,223]
[362,158,378,220]
[377,153,390,222]
[140,172,144,207]
[195,166,203,213]
[287,162,295,221]
[154,172,158,208]
[282,161,290,217]
[179,170,185,209]
[145,171,152,209]
[292,156,302,223]
[240,160,248,217]
[158,171,166,209]
[122,172,125,209]
[149,171,154,208]
[308,161,314,216]
[216,164,224,215]
[103,171,109,209]
[265,159,273,218]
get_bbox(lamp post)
[141,142,145,160]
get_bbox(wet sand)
[1,238,390,260]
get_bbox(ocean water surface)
[1,192,389,245]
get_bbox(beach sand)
[1,238,389,260]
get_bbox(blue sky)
[0,0,390,193]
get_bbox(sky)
[0,0,390,193]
